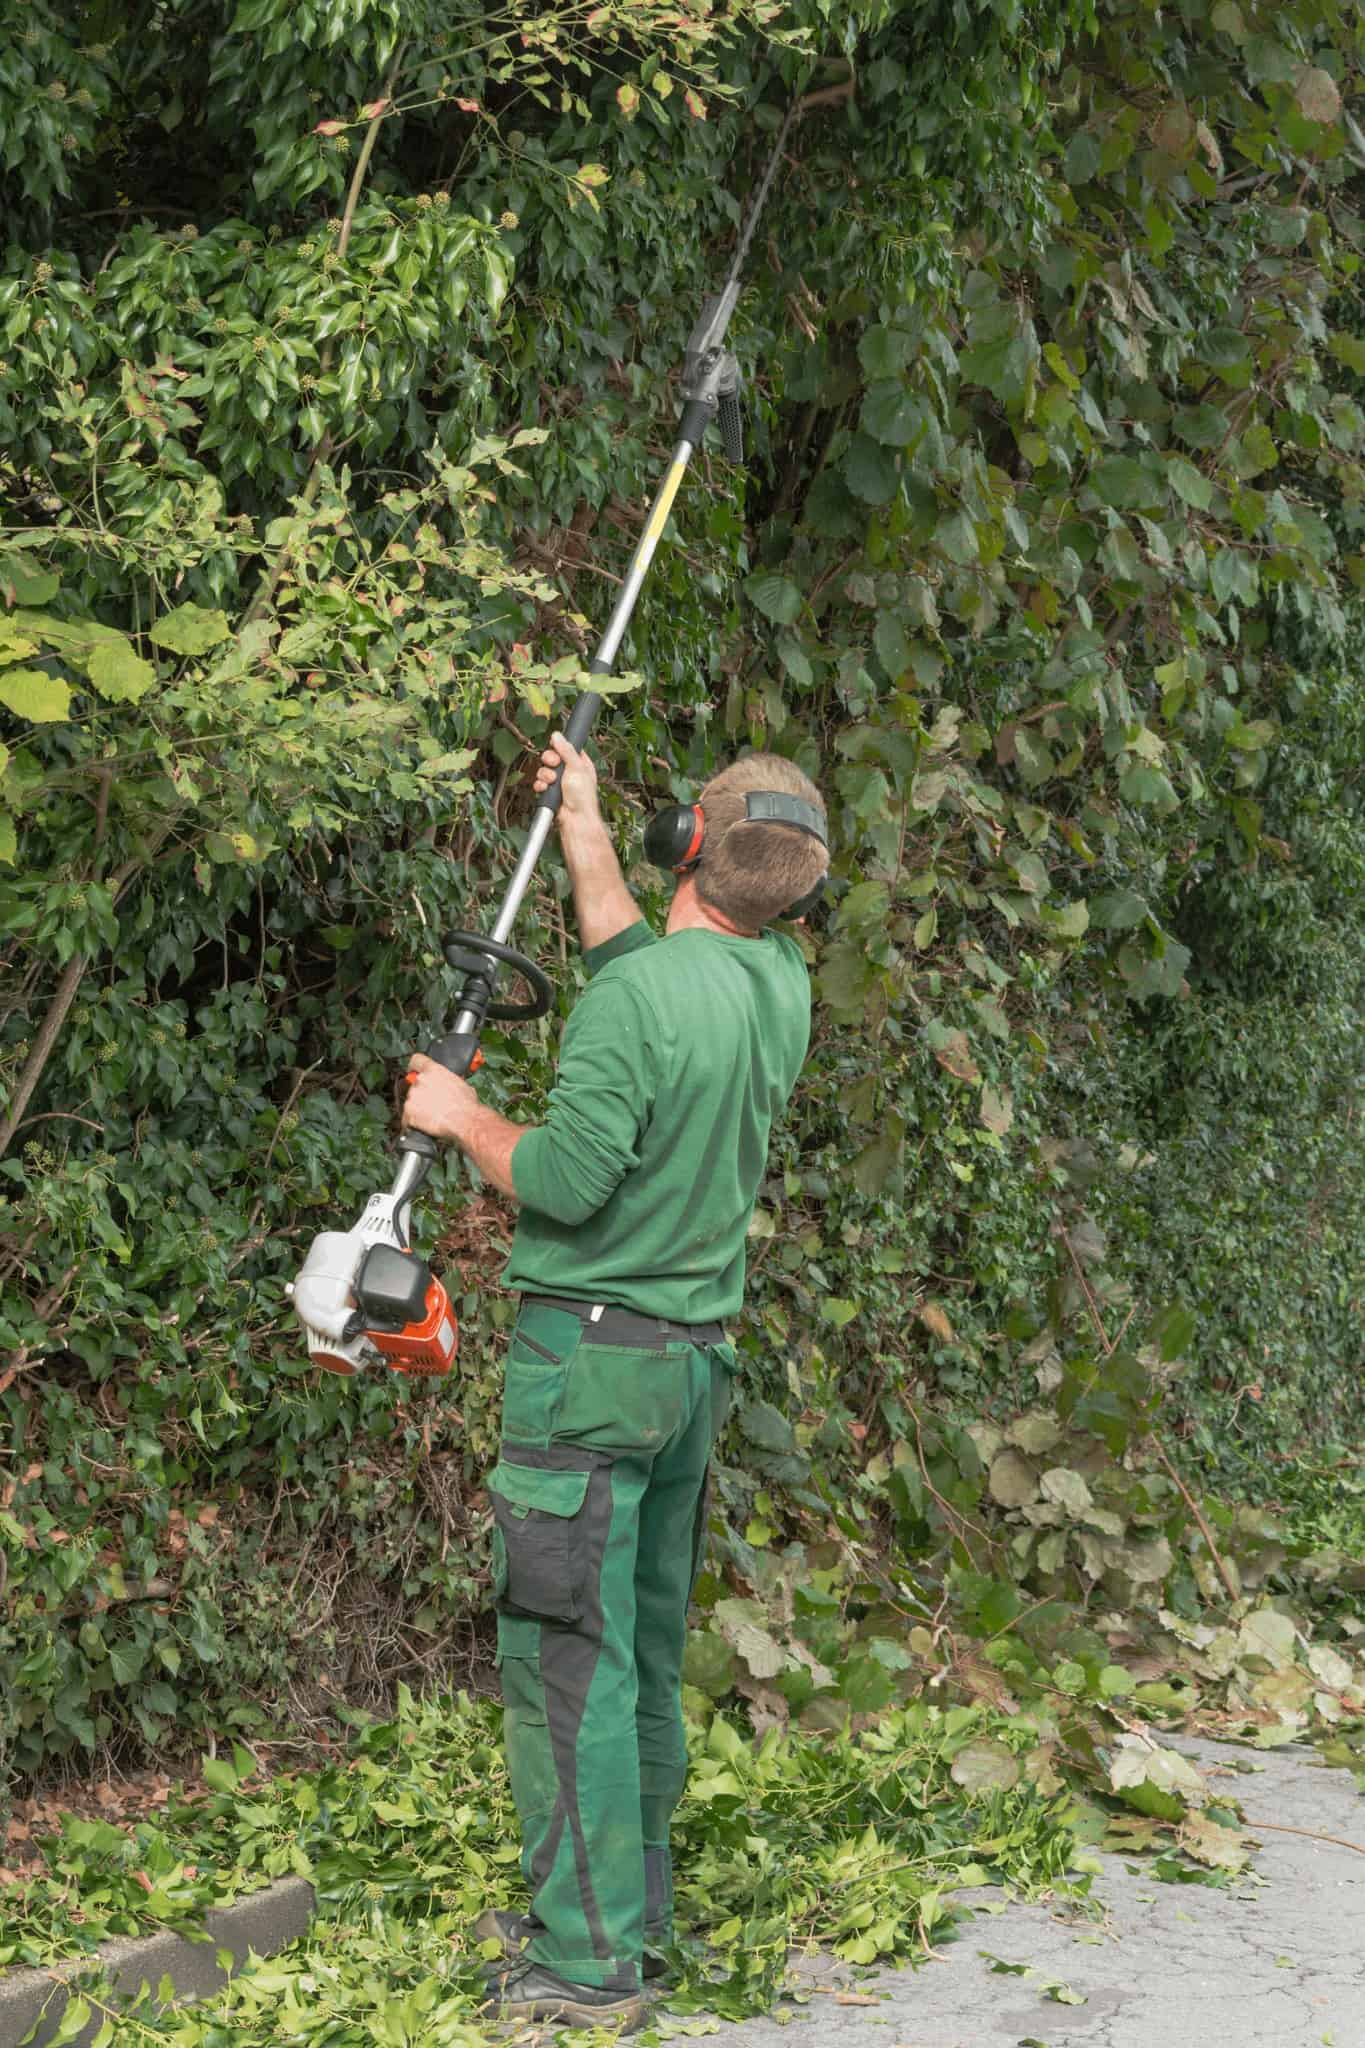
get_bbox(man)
[402,732,827,2032]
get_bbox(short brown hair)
[693,753,828,930]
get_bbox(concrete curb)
[0,1877,315,2048]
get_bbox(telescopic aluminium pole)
[386,93,807,1228]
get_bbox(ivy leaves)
[759,0,1364,1027]
[1,0,1363,1826]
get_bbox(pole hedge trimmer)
[287,75,849,1378]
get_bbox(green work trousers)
[488,1299,733,1995]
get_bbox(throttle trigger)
[470,1050,485,1074]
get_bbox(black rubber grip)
[563,686,604,747]
[424,1028,482,1076]
[398,1128,439,1160]
[679,396,714,448]
[537,682,605,814]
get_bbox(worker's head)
[687,753,828,931]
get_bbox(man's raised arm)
[533,733,640,953]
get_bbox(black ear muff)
[783,875,827,921]
[643,803,707,872]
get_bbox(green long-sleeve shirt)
[503,919,811,1324]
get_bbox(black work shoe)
[481,1956,649,2033]
[473,1906,669,1982]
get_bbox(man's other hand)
[402,1052,480,1143]
[534,733,599,827]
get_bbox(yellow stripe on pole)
[639,454,688,552]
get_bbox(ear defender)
[643,802,708,873]
[643,790,829,916]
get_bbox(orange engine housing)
[371,1277,459,1376]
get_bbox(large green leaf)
[934,511,979,564]
[0,668,71,722]
[0,552,60,605]
[1064,129,1103,184]
[804,469,862,539]
[745,573,802,626]
[852,1113,904,1196]
[1167,456,1213,509]
[1089,889,1148,929]
[841,432,899,505]
[861,381,921,447]
[738,1401,797,1454]
[958,302,1040,405]
[1174,404,1227,449]
[858,324,916,378]
[149,605,232,656]
[1197,326,1254,374]
[1231,422,1278,479]
[873,610,911,678]
[1329,330,1365,374]
[777,635,813,689]
[87,639,156,704]
[1091,455,1165,511]
[682,1629,738,1699]
[950,1738,1021,1792]
[1210,549,1259,606]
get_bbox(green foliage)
[1,0,1363,1791]
[686,1306,1365,1808]
[2,1687,1082,2036]
[1264,1445,1365,1559]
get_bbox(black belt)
[521,1294,726,1350]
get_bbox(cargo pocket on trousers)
[500,1315,583,1445]
[495,1611,543,1671]
[488,1459,591,1622]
